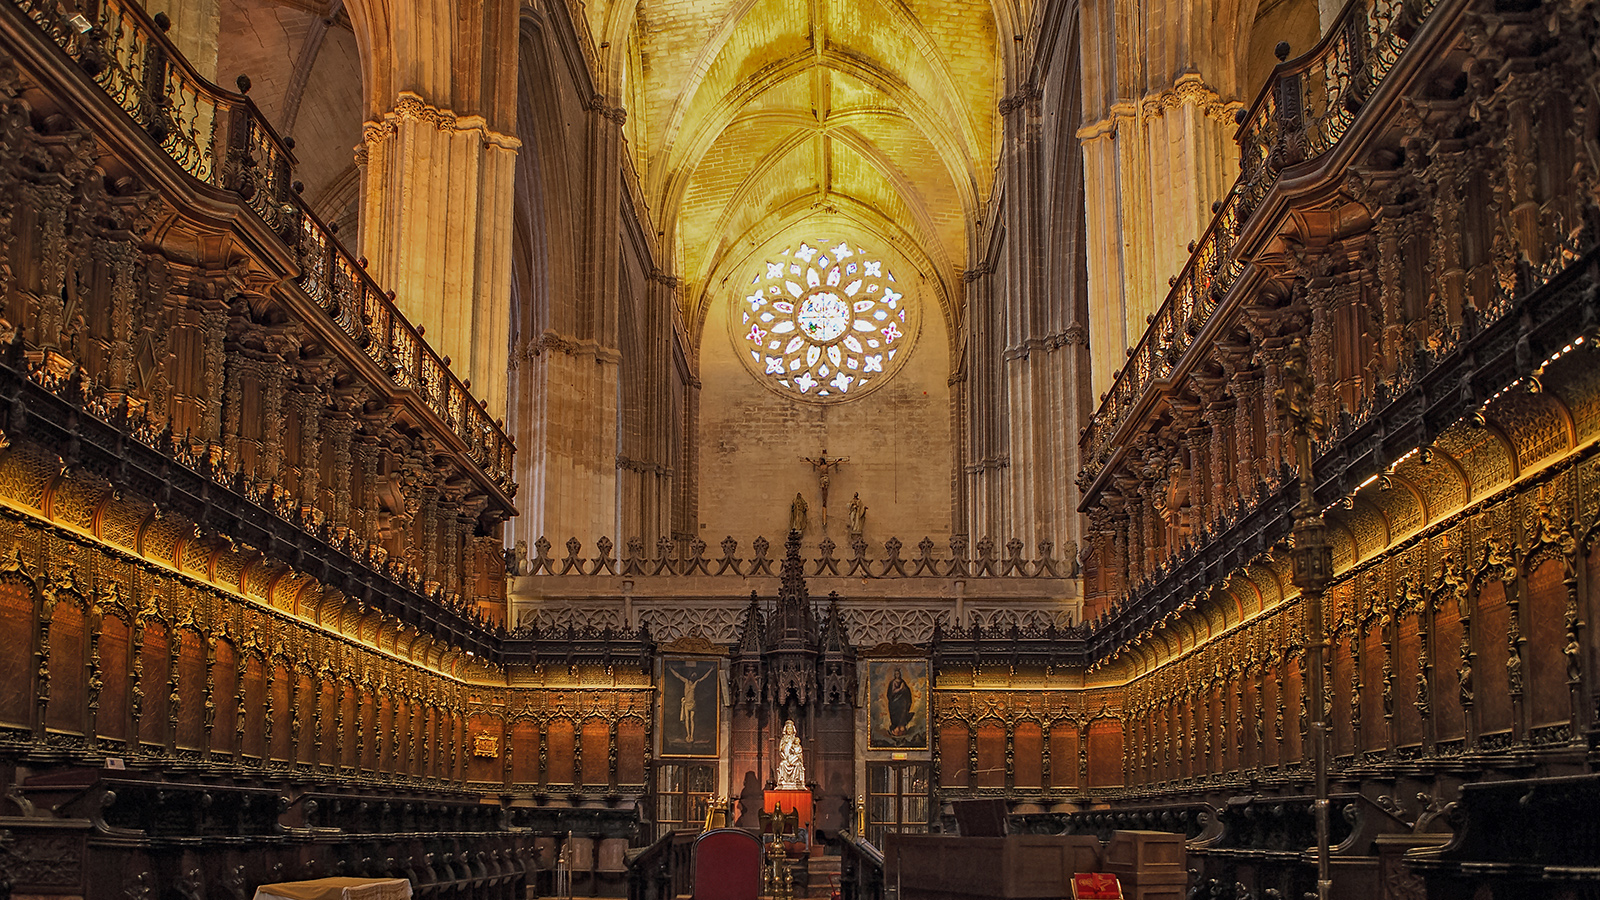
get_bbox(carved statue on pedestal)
[789,493,809,536]
[775,719,806,789]
[847,493,867,540]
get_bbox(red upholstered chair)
[1072,872,1124,899]
[694,828,762,900]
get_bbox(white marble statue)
[775,719,806,789]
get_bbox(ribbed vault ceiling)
[598,0,1006,339]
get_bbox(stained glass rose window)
[733,240,912,400]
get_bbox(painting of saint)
[868,659,929,749]
[662,657,720,756]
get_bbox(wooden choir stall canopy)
[252,878,413,900]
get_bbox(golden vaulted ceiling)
[600,0,1008,333]
[209,0,1011,345]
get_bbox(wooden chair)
[693,828,762,900]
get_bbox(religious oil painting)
[868,660,929,750]
[661,657,720,757]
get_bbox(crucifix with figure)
[801,449,848,532]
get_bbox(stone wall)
[696,236,956,545]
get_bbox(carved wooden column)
[419,482,441,590]
[198,308,227,444]
[1380,595,1397,750]
[294,390,325,521]
[1207,395,1234,517]
[288,657,304,764]
[105,244,140,396]
[261,649,277,766]
[311,662,328,767]
[221,353,249,476]
[257,348,292,492]
[1505,562,1526,743]
[231,642,246,762]
[438,493,464,600]
[28,182,70,350]
[130,605,149,758]
[1235,669,1249,770]
[403,689,417,775]
[1219,341,1258,501]
[1185,422,1211,531]
[85,592,104,752]
[1259,339,1289,479]
[324,403,357,536]
[1349,607,1365,753]
[165,627,182,755]
[1305,280,1338,428]
[333,670,349,770]
[353,437,383,549]
[1414,581,1435,750]
[202,635,218,761]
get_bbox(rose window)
[734,240,912,400]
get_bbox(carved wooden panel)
[99,615,129,743]
[1013,721,1043,788]
[1525,558,1569,728]
[268,663,292,761]
[212,639,238,755]
[1086,720,1124,788]
[512,720,539,783]
[47,600,86,734]
[1396,614,1422,746]
[937,724,968,787]
[174,631,205,749]
[1242,678,1261,769]
[618,719,647,785]
[1260,671,1280,768]
[546,720,576,785]
[1361,626,1385,753]
[467,714,501,784]
[139,625,170,748]
[1475,580,1513,739]
[242,656,267,758]
[1049,717,1075,787]
[1433,593,1466,743]
[581,719,611,786]
[0,577,34,728]
[1331,633,1355,757]
[975,722,1005,788]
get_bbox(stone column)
[359,93,519,416]
[1078,79,1242,399]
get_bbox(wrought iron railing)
[8,0,515,492]
[1080,0,1438,482]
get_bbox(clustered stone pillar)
[1078,46,1243,400]
[359,92,520,416]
